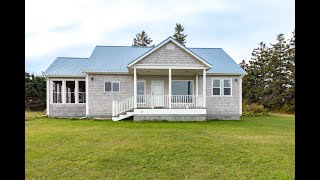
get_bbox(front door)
[151,80,164,107]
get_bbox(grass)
[25,112,295,179]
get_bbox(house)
[43,37,246,121]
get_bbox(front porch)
[112,66,208,119]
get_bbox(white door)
[151,80,164,107]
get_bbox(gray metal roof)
[84,46,151,72]
[44,42,246,77]
[43,57,88,77]
[189,48,246,74]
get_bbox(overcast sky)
[25,0,295,75]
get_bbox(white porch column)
[168,68,172,108]
[62,80,66,104]
[46,78,49,115]
[75,80,79,104]
[203,69,206,108]
[196,75,199,96]
[134,67,137,108]
[86,74,89,116]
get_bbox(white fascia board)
[134,64,209,69]
[44,75,85,78]
[206,73,244,76]
[127,37,213,68]
[83,71,129,74]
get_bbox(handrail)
[112,96,134,116]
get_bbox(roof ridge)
[57,57,89,59]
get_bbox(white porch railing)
[113,95,204,116]
[112,96,134,116]
[137,95,170,107]
[137,95,204,108]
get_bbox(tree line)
[132,23,187,46]
[25,72,46,111]
[239,30,295,113]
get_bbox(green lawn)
[25,112,295,179]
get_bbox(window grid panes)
[66,81,75,103]
[212,79,221,96]
[223,79,231,96]
[53,81,62,103]
[105,81,120,92]
[79,81,86,103]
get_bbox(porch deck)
[112,95,205,117]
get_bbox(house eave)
[83,71,129,74]
[206,72,246,76]
[43,75,85,78]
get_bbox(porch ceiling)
[134,69,202,75]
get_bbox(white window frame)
[137,80,146,95]
[78,80,86,103]
[65,81,76,104]
[104,81,120,92]
[137,80,146,105]
[212,78,221,96]
[171,80,194,96]
[52,80,63,103]
[222,78,232,96]
[50,78,86,104]
[171,80,194,105]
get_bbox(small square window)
[105,81,120,92]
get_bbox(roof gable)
[135,42,205,66]
[127,37,213,68]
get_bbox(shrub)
[25,98,46,111]
[243,103,266,113]
[280,104,295,114]
[242,112,270,117]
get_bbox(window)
[105,81,120,92]
[172,80,193,103]
[223,79,232,96]
[53,81,62,103]
[66,81,75,103]
[137,81,145,103]
[172,80,193,95]
[79,81,86,103]
[51,80,86,104]
[137,81,145,95]
[212,79,221,96]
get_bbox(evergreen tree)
[173,23,187,45]
[240,30,295,112]
[132,31,153,47]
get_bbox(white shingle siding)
[137,42,204,65]
[87,74,134,118]
[49,104,86,118]
[198,75,241,119]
